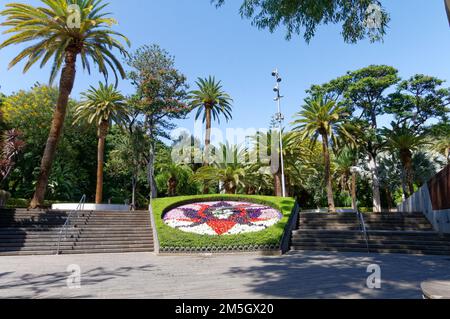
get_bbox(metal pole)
[273,69,287,198]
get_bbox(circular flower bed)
[163,201,283,236]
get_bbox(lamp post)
[272,69,287,198]
[445,0,450,25]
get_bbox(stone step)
[0,250,58,256]
[60,247,154,255]
[0,235,153,244]
[292,238,450,247]
[290,246,450,256]
[291,242,450,252]
[0,209,154,256]
[298,226,432,231]
[0,246,154,256]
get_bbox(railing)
[356,210,370,253]
[56,195,87,255]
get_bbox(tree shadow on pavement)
[0,264,154,298]
[225,252,450,299]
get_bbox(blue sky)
[1,0,450,133]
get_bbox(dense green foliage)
[1,85,98,201]
[213,0,390,43]
[152,195,295,248]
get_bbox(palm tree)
[292,96,350,213]
[189,77,233,167]
[334,147,358,211]
[382,123,429,198]
[194,144,246,194]
[157,162,193,197]
[74,83,128,204]
[0,0,130,208]
[431,133,450,164]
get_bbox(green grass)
[151,195,296,249]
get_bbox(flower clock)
[163,201,282,236]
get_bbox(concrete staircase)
[0,209,154,256]
[290,212,450,256]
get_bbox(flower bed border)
[151,195,297,255]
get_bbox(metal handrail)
[56,195,86,255]
[356,211,370,253]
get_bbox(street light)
[272,69,287,198]
[445,0,450,26]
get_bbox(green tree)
[1,85,98,201]
[385,75,450,133]
[126,44,190,203]
[0,0,130,208]
[155,162,198,197]
[382,123,429,197]
[213,0,389,43]
[105,125,151,208]
[430,123,450,164]
[310,65,400,213]
[74,83,128,204]
[334,147,359,211]
[194,144,246,194]
[292,96,350,212]
[189,77,233,167]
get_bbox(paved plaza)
[1,251,450,299]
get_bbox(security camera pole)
[272,69,287,198]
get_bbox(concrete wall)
[398,165,450,233]
[398,185,450,233]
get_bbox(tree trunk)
[167,177,177,197]
[202,108,212,194]
[385,187,393,213]
[131,175,137,211]
[95,121,109,204]
[204,107,212,166]
[148,139,157,201]
[30,51,77,209]
[321,132,335,213]
[399,149,415,198]
[274,170,282,197]
[224,182,236,194]
[351,172,357,212]
[369,153,382,213]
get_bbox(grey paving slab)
[0,251,449,299]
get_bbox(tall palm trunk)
[321,132,336,213]
[400,149,414,197]
[224,182,236,194]
[203,107,212,194]
[167,176,177,197]
[30,51,77,208]
[95,121,109,204]
[204,107,212,166]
